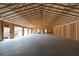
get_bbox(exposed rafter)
[0,4,35,14]
[1,4,41,17]
[0,3,79,28]
[53,3,79,10]
[0,3,15,9]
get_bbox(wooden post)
[9,23,14,39]
[28,28,29,35]
[0,21,3,41]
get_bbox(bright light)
[3,27,10,39]
[37,29,40,33]
[14,26,22,37]
[29,29,32,35]
[24,28,29,36]
[45,29,47,33]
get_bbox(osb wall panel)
[60,26,65,37]
[57,27,60,36]
[53,21,79,40]
[63,26,66,37]
[76,22,79,40]
[55,27,58,35]
[65,24,70,39]
[53,27,57,35]
[47,28,53,34]
[70,23,76,40]
[73,23,76,40]
[59,27,61,36]
[56,27,58,35]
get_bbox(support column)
[0,21,3,41]
[22,28,24,36]
[30,28,32,34]
[28,28,29,35]
[10,23,14,39]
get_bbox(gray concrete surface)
[0,34,79,56]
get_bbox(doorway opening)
[44,29,47,33]
[24,28,29,36]
[3,27,10,39]
[14,26,23,37]
[29,29,32,35]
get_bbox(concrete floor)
[0,34,79,56]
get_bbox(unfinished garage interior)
[0,3,79,56]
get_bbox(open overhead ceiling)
[0,3,79,28]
